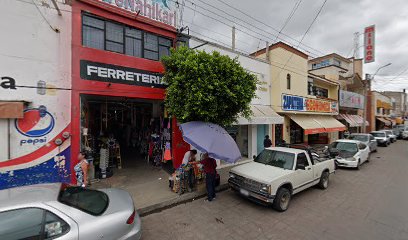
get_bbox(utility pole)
[362,74,371,133]
[363,63,392,133]
[265,41,270,61]
[232,26,236,51]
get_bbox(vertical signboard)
[364,25,375,63]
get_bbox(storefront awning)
[313,115,347,133]
[288,114,346,134]
[376,117,391,126]
[396,117,404,124]
[236,105,284,125]
[0,101,24,119]
[384,117,396,126]
[340,114,369,127]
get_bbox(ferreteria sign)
[80,60,166,88]
[100,0,177,27]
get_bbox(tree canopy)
[161,46,258,126]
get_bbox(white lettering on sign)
[364,25,375,63]
[100,0,177,28]
[85,64,164,86]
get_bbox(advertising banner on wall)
[282,94,338,114]
[364,25,375,63]
[339,90,365,109]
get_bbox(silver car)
[381,130,397,143]
[348,133,378,152]
[0,183,141,240]
[370,131,391,147]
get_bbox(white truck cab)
[229,146,335,212]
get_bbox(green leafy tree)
[161,46,258,126]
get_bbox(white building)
[189,37,283,160]
[0,0,72,189]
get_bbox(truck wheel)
[273,188,291,212]
[318,171,329,189]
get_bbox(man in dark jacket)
[264,135,272,148]
[201,153,217,201]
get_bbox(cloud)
[180,0,408,91]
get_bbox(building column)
[248,125,257,159]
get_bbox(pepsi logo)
[15,108,55,138]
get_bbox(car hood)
[337,150,357,159]
[374,137,387,140]
[230,162,290,184]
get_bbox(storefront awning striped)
[288,114,346,135]
[376,117,392,126]
[236,105,284,125]
[339,114,369,127]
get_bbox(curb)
[138,183,230,217]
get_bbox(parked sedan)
[370,131,391,146]
[392,125,405,139]
[348,133,378,152]
[381,130,397,143]
[0,183,141,240]
[328,139,370,170]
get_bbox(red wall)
[71,0,184,182]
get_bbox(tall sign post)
[364,25,375,63]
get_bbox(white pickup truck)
[229,146,336,212]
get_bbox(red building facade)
[70,0,188,182]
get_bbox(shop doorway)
[257,125,269,155]
[80,94,174,179]
[290,120,304,144]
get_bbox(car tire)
[356,160,361,170]
[273,188,291,212]
[318,171,329,189]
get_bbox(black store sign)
[80,60,166,89]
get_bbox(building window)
[308,78,314,95]
[287,74,291,90]
[312,59,330,69]
[312,86,329,98]
[82,15,105,50]
[82,13,172,61]
[333,58,341,67]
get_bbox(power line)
[275,0,303,42]
[175,0,321,58]
[277,0,328,79]
[214,0,326,56]
[31,0,59,32]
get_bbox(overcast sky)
[177,0,408,92]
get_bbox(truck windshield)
[254,150,295,170]
[348,135,368,142]
[371,132,385,137]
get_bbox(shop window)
[106,22,124,53]
[82,15,105,50]
[287,74,291,90]
[125,28,142,57]
[82,13,173,61]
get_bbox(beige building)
[252,42,345,145]
[308,53,367,135]
[382,90,407,122]
[372,91,394,129]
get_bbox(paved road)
[141,141,408,240]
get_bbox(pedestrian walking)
[201,153,217,201]
[264,135,272,148]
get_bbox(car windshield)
[58,186,109,216]
[331,142,358,153]
[349,135,368,142]
[371,132,385,137]
[254,150,295,170]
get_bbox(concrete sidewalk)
[91,160,250,216]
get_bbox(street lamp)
[362,63,392,133]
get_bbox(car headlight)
[260,184,271,194]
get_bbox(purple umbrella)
[179,121,242,163]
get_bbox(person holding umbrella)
[201,153,217,201]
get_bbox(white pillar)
[248,125,257,159]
